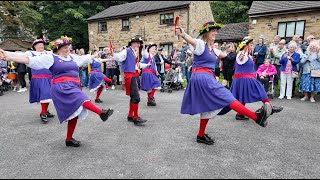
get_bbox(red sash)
[192,67,215,76]
[233,73,256,79]
[51,76,81,85]
[90,70,99,73]
[32,74,52,79]
[142,69,156,75]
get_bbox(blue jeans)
[186,66,191,84]
[81,68,89,86]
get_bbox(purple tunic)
[230,56,268,103]
[180,45,236,115]
[29,52,52,103]
[140,55,161,91]
[89,59,106,92]
[50,55,90,124]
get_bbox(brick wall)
[249,11,320,46]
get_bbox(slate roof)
[0,39,32,51]
[249,1,320,16]
[215,22,249,42]
[87,1,191,21]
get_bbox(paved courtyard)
[0,87,320,178]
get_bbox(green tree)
[211,1,253,24]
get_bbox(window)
[98,22,107,33]
[277,21,305,42]
[160,43,173,56]
[122,19,129,30]
[160,13,174,25]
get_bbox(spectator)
[270,39,286,86]
[185,49,193,85]
[299,40,320,102]
[220,43,236,88]
[212,42,222,78]
[269,35,281,63]
[104,47,117,90]
[170,44,179,62]
[279,41,301,100]
[154,47,172,87]
[253,38,267,70]
[14,61,28,93]
[78,48,89,87]
[179,40,189,79]
[256,59,277,93]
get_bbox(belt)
[51,76,80,85]
[233,73,256,79]
[90,70,100,73]
[32,74,52,79]
[192,67,215,76]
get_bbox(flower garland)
[199,22,224,34]
[47,36,72,51]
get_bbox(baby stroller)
[161,64,184,93]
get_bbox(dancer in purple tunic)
[140,43,161,106]
[220,36,283,120]
[87,52,113,103]
[175,21,272,145]
[0,36,114,147]
[4,38,55,123]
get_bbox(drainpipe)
[187,5,190,35]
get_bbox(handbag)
[291,71,299,78]
[311,69,320,77]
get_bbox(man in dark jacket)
[154,47,172,87]
[14,61,28,92]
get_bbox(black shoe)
[40,114,48,124]
[46,111,55,118]
[204,134,215,143]
[95,99,103,103]
[255,103,272,127]
[197,134,215,145]
[133,117,147,126]
[127,116,134,122]
[147,98,157,106]
[100,109,114,122]
[65,138,81,147]
[271,106,284,115]
[236,115,249,120]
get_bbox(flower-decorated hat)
[47,36,72,52]
[32,38,46,50]
[199,21,224,36]
[128,36,144,46]
[237,36,254,51]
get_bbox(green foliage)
[211,1,252,24]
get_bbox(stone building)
[0,39,32,52]
[248,1,320,45]
[86,1,213,53]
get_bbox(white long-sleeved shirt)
[6,50,53,58]
[113,47,149,62]
[27,54,94,70]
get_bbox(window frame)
[277,20,306,42]
[122,18,130,31]
[98,21,107,33]
[160,13,174,26]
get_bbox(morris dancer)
[112,36,148,126]
[176,22,272,145]
[140,43,162,106]
[3,38,55,123]
[88,51,113,103]
[221,36,283,120]
[0,36,114,147]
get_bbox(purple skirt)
[29,78,52,103]
[140,72,161,91]
[89,72,106,91]
[51,81,90,124]
[230,78,268,103]
[181,72,236,115]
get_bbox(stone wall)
[249,11,320,46]
[88,1,213,51]
[189,1,215,38]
